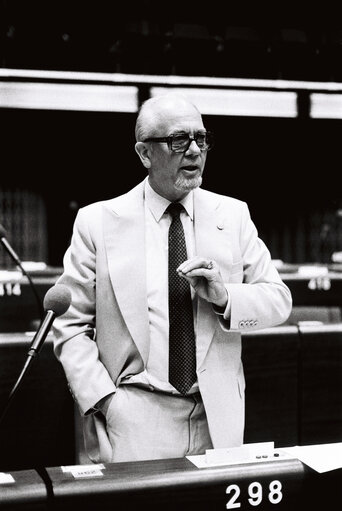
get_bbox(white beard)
[174,174,202,192]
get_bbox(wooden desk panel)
[44,456,341,511]
[46,456,306,511]
[299,324,342,445]
[0,334,75,471]
[0,275,58,332]
[242,326,299,447]
[281,272,342,306]
[2,455,340,511]
[0,468,48,510]
[1,323,341,473]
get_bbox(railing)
[1,68,342,118]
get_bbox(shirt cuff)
[212,289,231,318]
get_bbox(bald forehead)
[136,94,203,140]
[151,94,199,113]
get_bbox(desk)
[1,454,341,511]
[0,468,47,510]
[0,334,75,471]
[44,455,340,511]
[279,266,342,307]
[1,323,341,471]
[2,266,342,331]
[242,326,299,447]
[0,269,60,332]
[299,323,342,445]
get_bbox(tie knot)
[167,202,184,219]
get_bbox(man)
[53,93,292,464]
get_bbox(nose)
[186,139,201,155]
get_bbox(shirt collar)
[145,178,194,222]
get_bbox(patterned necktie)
[167,202,196,395]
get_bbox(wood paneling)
[0,334,75,471]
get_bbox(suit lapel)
[103,182,150,364]
[194,189,225,369]
[102,184,229,370]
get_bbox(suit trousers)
[104,384,213,462]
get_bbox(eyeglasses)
[143,131,214,153]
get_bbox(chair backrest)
[284,305,342,325]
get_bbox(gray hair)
[134,93,201,142]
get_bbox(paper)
[187,442,295,468]
[280,443,342,473]
[0,472,15,484]
[70,468,104,478]
[297,265,328,277]
[61,464,105,473]
[0,270,22,283]
[205,442,275,465]
[61,464,105,478]
[21,261,47,271]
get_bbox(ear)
[135,142,151,169]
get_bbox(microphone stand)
[0,356,33,426]
[0,311,55,426]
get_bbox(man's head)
[135,93,212,202]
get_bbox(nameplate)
[188,442,296,468]
[206,441,276,465]
[61,464,105,478]
[0,472,15,484]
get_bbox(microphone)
[27,284,72,357]
[0,222,44,320]
[0,284,72,425]
[0,223,21,265]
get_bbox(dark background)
[2,0,342,266]
[2,107,342,266]
[1,0,342,475]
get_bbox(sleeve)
[52,207,116,415]
[217,201,292,332]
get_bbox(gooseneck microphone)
[0,284,72,425]
[27,284,72,357]
[0,223,44,320]
[0,223,22,265]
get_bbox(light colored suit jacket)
[53,179,292,462]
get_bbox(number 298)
[226,480,283,508]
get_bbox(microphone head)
[0,223,7,238]
[43,284,72,316]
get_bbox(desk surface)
[1,454,340,511]
[44,454,339,511]
[2,265,342,319]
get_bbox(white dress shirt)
[122,178,199,393]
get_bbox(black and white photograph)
[0,1,341,509]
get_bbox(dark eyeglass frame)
[143,131,214,153]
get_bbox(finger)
[206,260,214,270]
[177,257,214,274]
[178,267,216,280]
